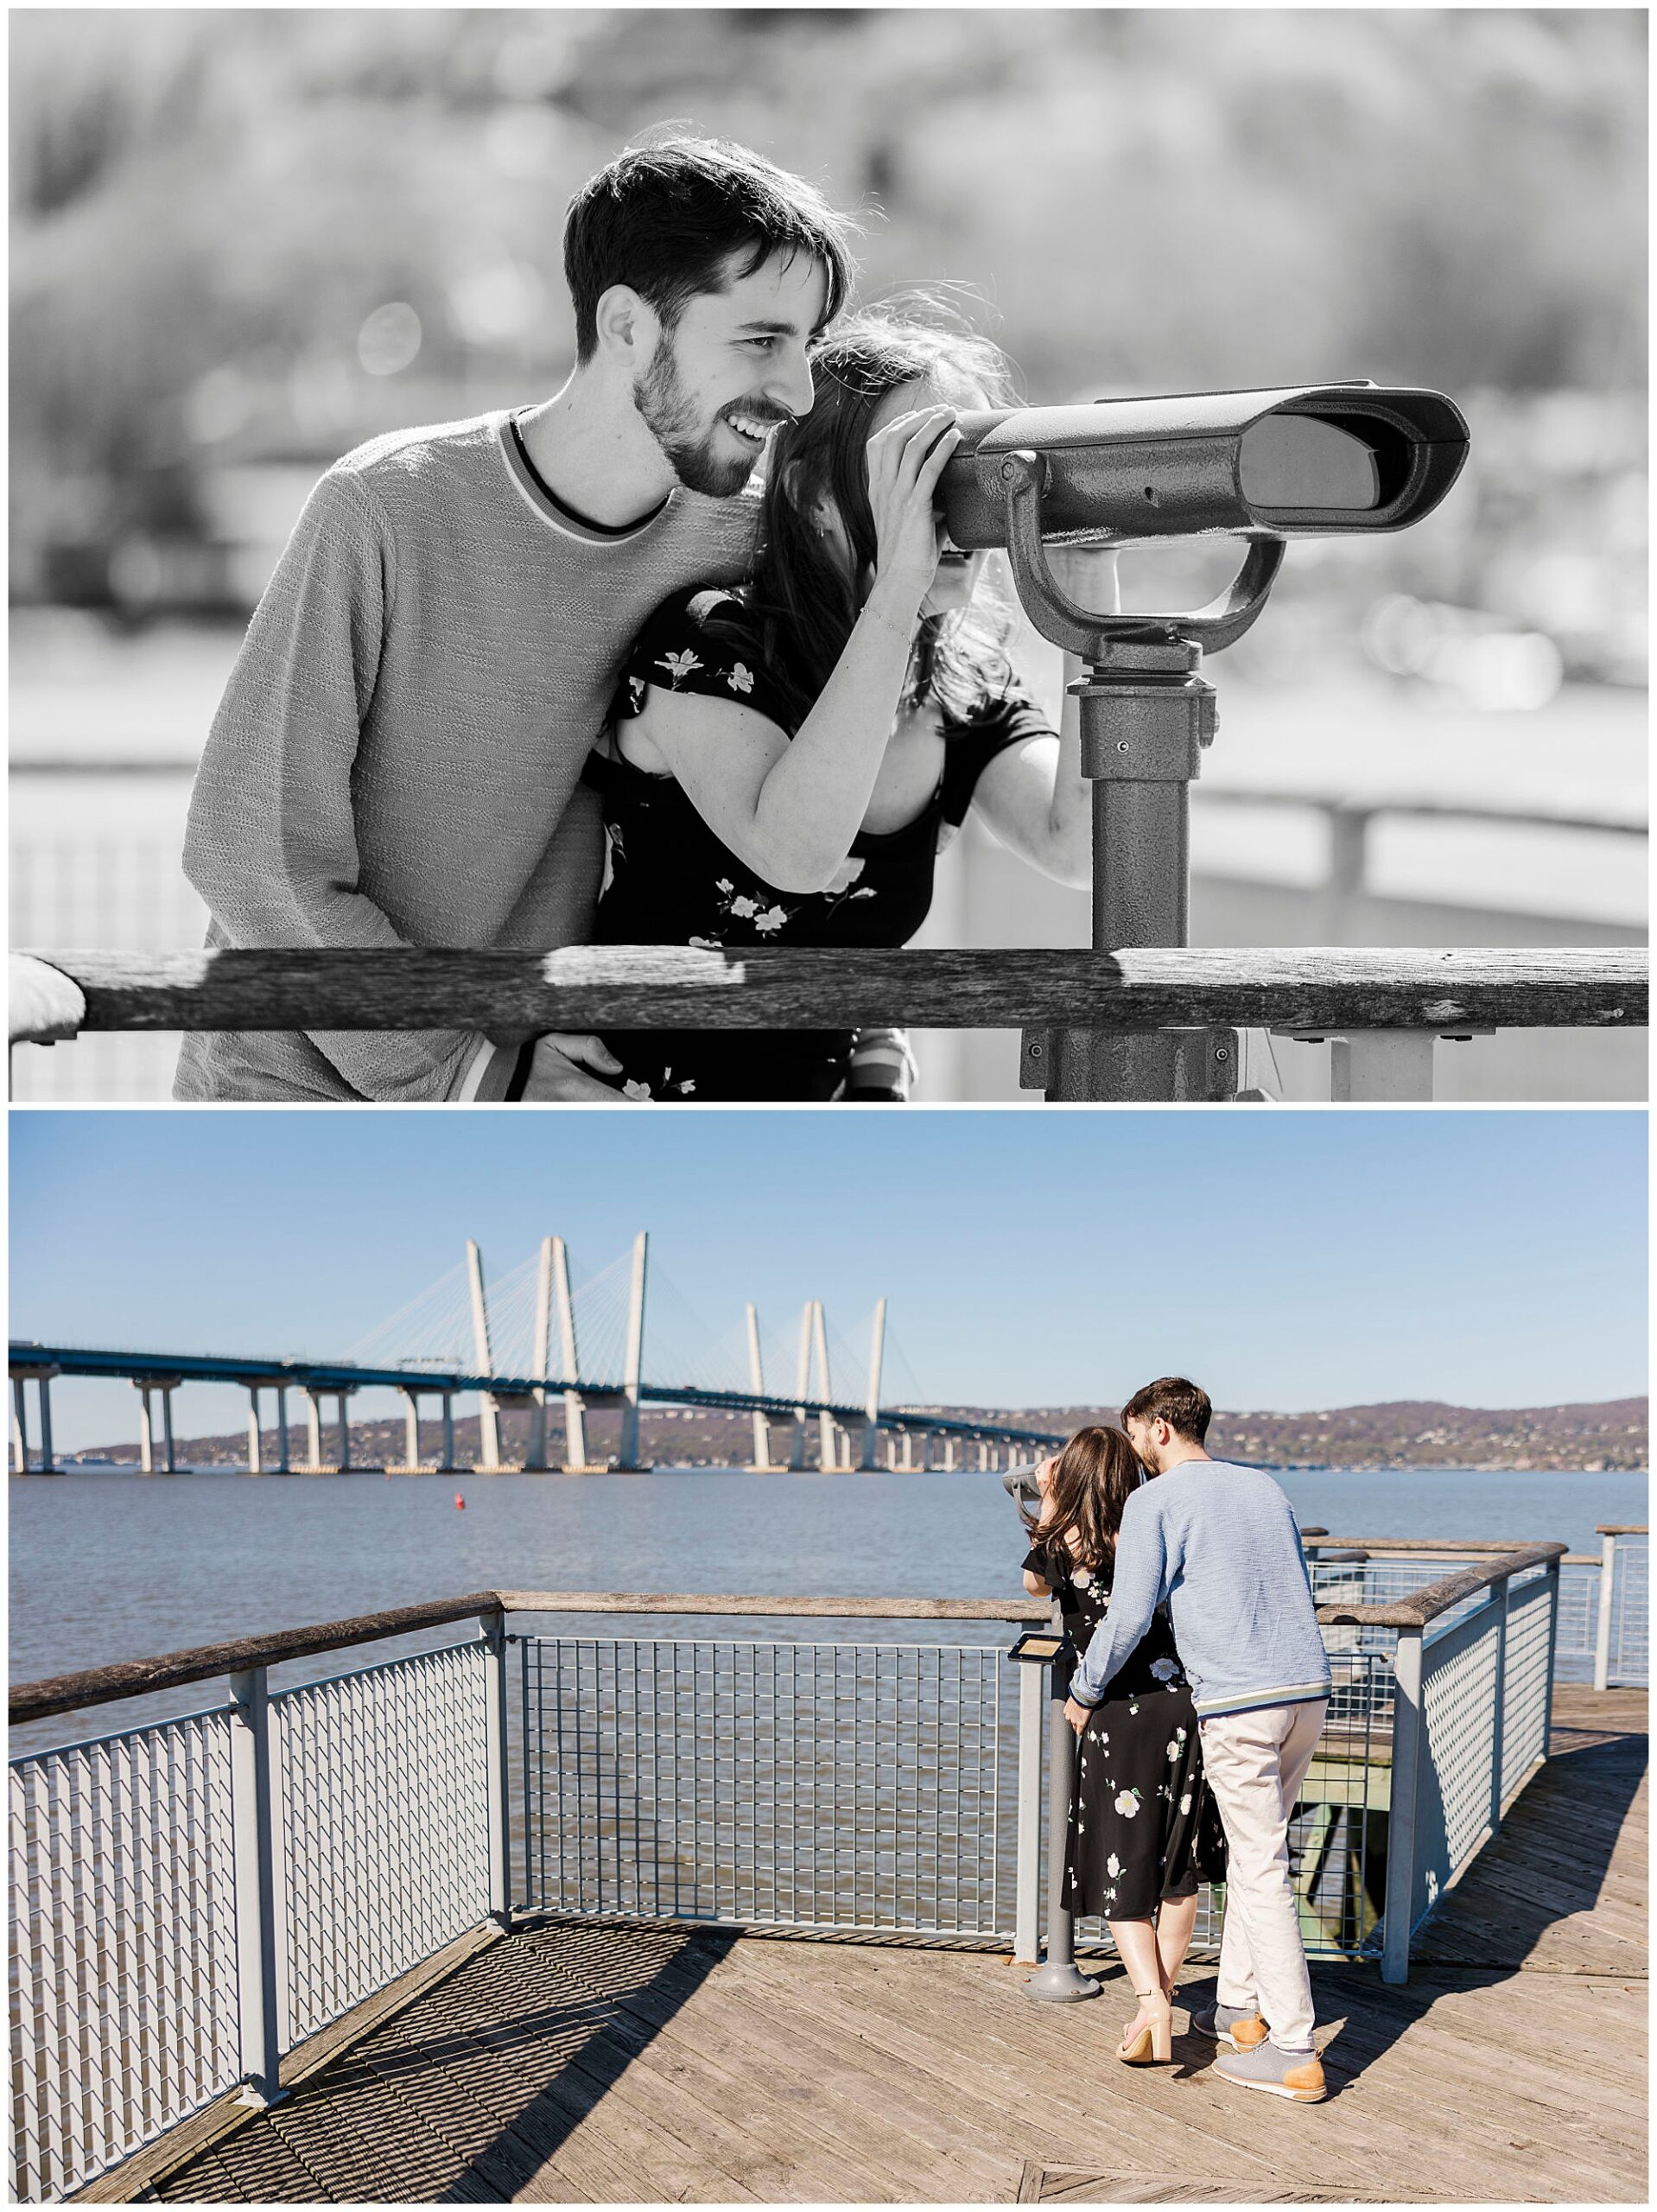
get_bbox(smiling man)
[176,135,856,1101]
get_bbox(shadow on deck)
[145,1689,1647,2206]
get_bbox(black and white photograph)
[6,10,1650,2212]
[9,6,1646,1102]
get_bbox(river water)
[11,1463,1646,1751]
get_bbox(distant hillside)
[1020,1400,1647,1474]
[70,1397,1647,1473]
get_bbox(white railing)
[1543,1527,1646,1687]
[10,1558,1565,2198]
[10,1708,243,2202]
[1378,1553,1562,1980]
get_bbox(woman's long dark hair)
[721,302,1019,730]
[1020,1425,1146,1576]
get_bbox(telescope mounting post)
[993,449,1285,1102]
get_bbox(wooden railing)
[10,945,1647,1102]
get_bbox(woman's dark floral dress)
[1025,1540,1228,1920]
[581,586,1052,1101]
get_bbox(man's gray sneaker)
[1214,2037,1327,2103]
[1189,1999,1264,2050]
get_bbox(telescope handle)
[996,449,1286,658]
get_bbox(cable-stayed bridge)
[10,1233,1062,1477]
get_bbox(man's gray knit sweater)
[175,410,758,1100]
[1069,1458,1332,1719]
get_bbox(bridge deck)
[144,1689,1645,2207]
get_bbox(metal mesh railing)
[1407,1605,1505,1927]
[1609,1536,1648,1684]
[1553,1539,1647,1686]
[1554,1561,1601,1680]
[9,1710,242,2203]
[1501,1577,1554,1803]
[517,1636,1008,1938]
[7,1564,1578,2196]
[1072,1648,1394,1966]
[275,1640,494,2044]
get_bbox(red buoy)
[454,1493,465,1510]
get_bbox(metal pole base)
[1024,1958,1101,2004]
[1021,1026,1240,1102]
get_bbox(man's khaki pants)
[1197,1697,1329,2051]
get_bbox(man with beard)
[177,135,856,1099]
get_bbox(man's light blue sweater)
[1069,1457,1332,1719]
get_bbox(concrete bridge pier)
[302,1389,324,1471]
[943,1439,957,1471]
[245,1389,264,1475]
[397,1387,423,1471]
[334,1391,352,1472]
[134,1377,181,1473]
[274,1386,290,1474]
[899,1432,915,1471]
[441,1394,456,1472]
[9,1370,57,1472]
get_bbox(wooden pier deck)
[143,1688,1645,2206]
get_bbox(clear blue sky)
[10,1109,1647,1452]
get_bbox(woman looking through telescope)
[580,308,1101,1100]
[1022,1428,1228,2065]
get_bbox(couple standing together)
[176,130,1098,1103]
[1022,1377,1333,2104]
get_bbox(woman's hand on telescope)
[864,404,962,614]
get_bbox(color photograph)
[9,1109,1648,2201]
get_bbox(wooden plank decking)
[145,1689,1646,2206]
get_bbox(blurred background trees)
[10,7,1647,666]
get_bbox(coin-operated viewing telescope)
[936,383,1470,1101]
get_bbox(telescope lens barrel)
[935,382,1468,549]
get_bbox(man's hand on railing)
[519,1032,628,1101]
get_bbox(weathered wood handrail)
[8,1590,1051,1724]
[1307,1535,1573,1554]
[11,1552,1575,1726]
[1313,1541,1567,1629]
[10,945,1647,1041]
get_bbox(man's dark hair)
[1121,1376,1212,1444]
[564,133,859,363]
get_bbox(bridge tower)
[615,1231,650,1471]
[809,1302,837,1471]
[860,1298,886,1471]
[744,1305,784,1472]
[467,1241,504,1471]
[549,1236,595,1471]
[788,1306,812,1471]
